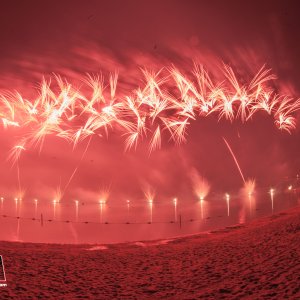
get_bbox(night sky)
[0,0,299,203]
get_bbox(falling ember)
[99,200,106,223]
[98,187,110,223]
[247,192,256,217]
[14,197,18,214]
[240,179,256,216]
[200,198,205,220]
[270,188,275,211]
[34,199,38,218]
[75,200,79,222]
[148,199,153,223]
[143,187,155,223]
[126,200,130,221]
[226,194,230,217]
[53,200,57,219]
[16,218,20,242]
[173,198,178,222]
[15,197,22,241]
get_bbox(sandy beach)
[0,205,299,299]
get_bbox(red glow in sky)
[0,0,299,227]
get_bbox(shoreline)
[0,204,299,298]
[1,204,298,247]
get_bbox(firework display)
[1,1,300,298]
[1,64,299,164]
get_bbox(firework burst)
[0,63,299,163]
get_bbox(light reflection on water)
[0,189,299,244]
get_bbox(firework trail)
[143,186,155,222]
[0,63,299,163]
[222,137,246,184]
[61,136,93,197]
[16,162,22,198]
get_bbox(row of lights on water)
[0,185,295,223]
